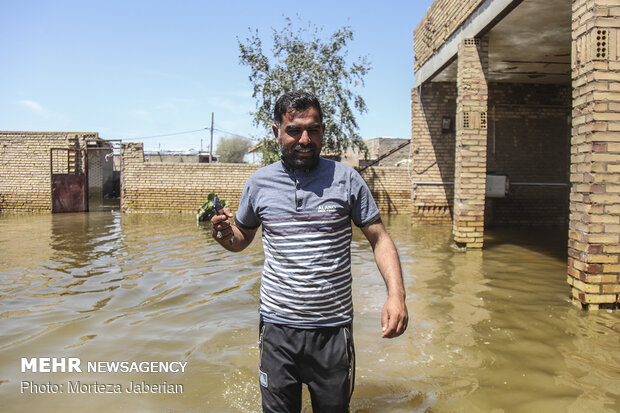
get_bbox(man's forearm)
[360,220,408,338]
[374,236,406,299]
[216,223,254,252]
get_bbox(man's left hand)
[381,295,408,338]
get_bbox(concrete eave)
[414,0,522,87]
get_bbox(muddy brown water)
[0,212,618,412]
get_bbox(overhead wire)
[131,128,207,140]
[131,126,257,142]
[213,127,260,141]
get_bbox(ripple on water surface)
[0,213,618,412]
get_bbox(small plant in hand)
[197,193,229,222]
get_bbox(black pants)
[258,322,355,413]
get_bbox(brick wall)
[411,81,573,226]
[568,0,620,309]
[410,82,456,222]
[413,0,485,72]
[0,131,97,212]
[120,142,412,215]
[120,142,257,213]
[359,167,412,214]
[487,83,572,226]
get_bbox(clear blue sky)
[0,0,433,152]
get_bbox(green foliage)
[216,135,252,163]
[238,16,371,164]
[257,139,281,165]
[196,193,228,222]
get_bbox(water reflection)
[0,212,618,412]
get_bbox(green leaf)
[197,193,229,222]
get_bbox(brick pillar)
[453,37,489,249]
[120,142,144,213]
[568,0,620,309]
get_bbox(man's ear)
[272,124,280,143]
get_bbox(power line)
[129,125,261,142]
[212,127,237,135]
[132,128,207,140]
[213,127,262,141]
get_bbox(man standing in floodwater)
[211,91,408,412]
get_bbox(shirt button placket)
[295,179,302,210]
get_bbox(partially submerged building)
[411,0,619,308]
[0,132,119,213]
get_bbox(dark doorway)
[86,139,121,211]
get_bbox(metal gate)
[51,148,88,213]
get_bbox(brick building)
[411,0,619,308]
[0,132,118,213]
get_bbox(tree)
[238,17,371,164]
[216,135,252,163]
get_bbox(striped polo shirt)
[235,157,380,328]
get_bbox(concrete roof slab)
[416,0,572,85]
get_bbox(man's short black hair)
[274,91,324,126]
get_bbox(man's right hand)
[211,207,235,245]
[210,207,258,252]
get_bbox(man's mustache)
[293,143,318,151]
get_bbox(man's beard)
[280,141,321,170]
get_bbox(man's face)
[272,107,324,169]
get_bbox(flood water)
[0,212,618,412]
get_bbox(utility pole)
[209,112,214,163]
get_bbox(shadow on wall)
[413,82,456,221]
